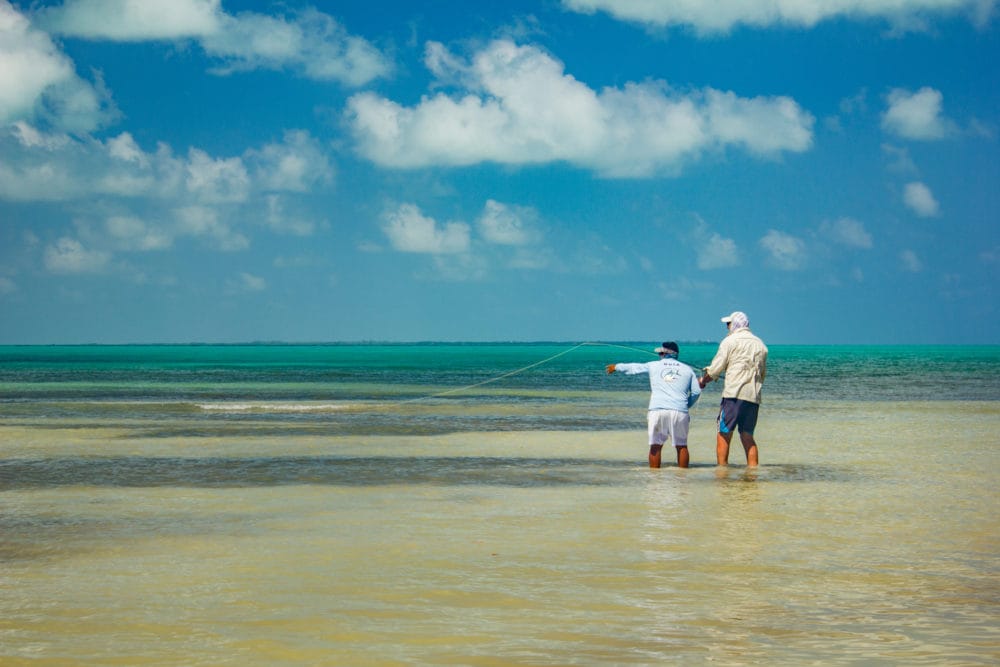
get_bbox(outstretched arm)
[608,362,651,375]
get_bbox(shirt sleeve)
[687,371,702,408]
[614,362,651,375]
[705,339,730,380]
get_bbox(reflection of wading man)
[606,342,701,468]
[699,311,768,467]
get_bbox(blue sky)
[0,0,997,344]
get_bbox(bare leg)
[676,446,689,468]
[740,432,759,467]
[649,444,663,469]
[717,431,733,465]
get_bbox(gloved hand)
[606,364,616,374]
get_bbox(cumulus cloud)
[246,130,334,193]
[104,215,172,251]
[697,232,741,270]
[36,0,221,41]
[477,199,539,246]
[821,217,873,248]
[380,200,559,277]
[882,87,952,140]
[0,1,116,133]
[262,194,320,236]
[0,124,331,204]
[174,205,249,252]
[560,0,995,33]
[900,249,923,272]
[185,149,250,204]
[903,181,940,217]
[688,218,740,270]
[203,8,391,85]
[43,236,111,273]
[346,40,814,178]
[759,229,807,270]
[382,203,470,254]
[34,0,390,86]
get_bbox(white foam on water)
[195,401,358,413]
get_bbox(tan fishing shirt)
[704,328,768,403]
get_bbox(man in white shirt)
[607,342,701,468]
[699,311,768,467]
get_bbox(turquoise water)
[2,344,998,665]
[1,341,997,412]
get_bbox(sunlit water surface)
[2,398,998,665]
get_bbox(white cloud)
[821,217,873,249]
[477,199,539,246]
[235,272,266,292]
[174,205,249,251]
[900,249,923,272]
[697,232,741,270]
[263,194,317,236]
[903,181,940,217]
[382,203,470,254]
[0,3,73,121]
[882,87,952,140]
[759,229,807,270]
[43,236,111,273]
[185,149,251,204]
[204,8,391,85]
[427,253,488,282]
[0,126,329,261]
[246,130,333,193]
[0,125,331,204]
[36,1,390,86]
[36,0,221,41]
[839,89,869,116]
[506,247,554,270]
[105,132,148,166]
[0,1,116,133]
[881,143,918,173]
[689,217,740,270]
[104,215,172,250]
[561,0,995,33]
[346,39,814,178]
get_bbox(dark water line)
[0,456,853,490]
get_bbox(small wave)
[196,402,357,414]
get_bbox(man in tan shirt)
[699,311,768,467]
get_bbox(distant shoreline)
[1,341,997,348]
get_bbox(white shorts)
[647,409,690,447]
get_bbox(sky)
[0,0,997,345]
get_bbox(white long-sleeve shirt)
[613,358,701,412]
[704,328,768,403]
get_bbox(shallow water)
[2,400,998,665]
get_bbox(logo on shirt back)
[659,366,681,383]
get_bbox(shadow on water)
[712,463,852,484]
[1,457,855,490]
[1,456,638,490]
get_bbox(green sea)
[1,343,998,665]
